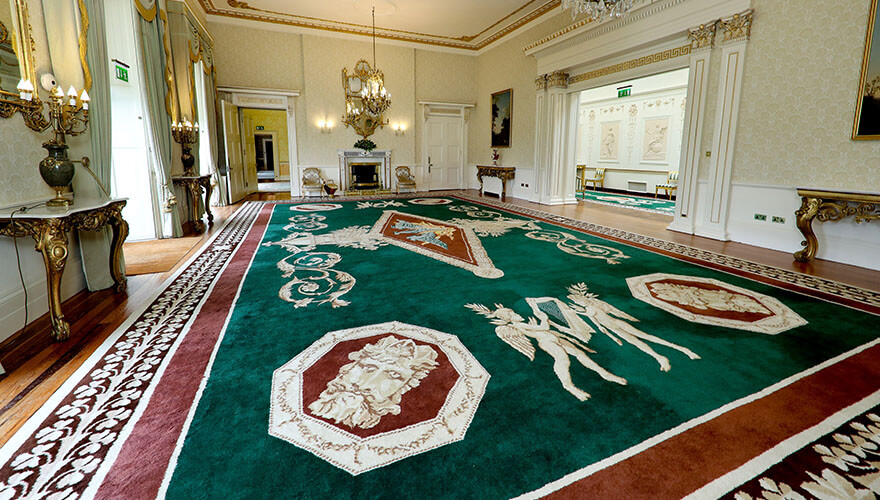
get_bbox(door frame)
[419,101,474,191]
[218,86,300,196]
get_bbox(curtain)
[138,0,182,238]
[76,0,117,291]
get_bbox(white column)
[535,71,577,206]
[696,9,753,241]
[669,22,716,234]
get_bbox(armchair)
[655,171,679,199]
[395,166,417,194]
[583,167,605,191]
[302,168,326,198]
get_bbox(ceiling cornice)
[199,0,561,51]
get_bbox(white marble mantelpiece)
[338,149,392,191]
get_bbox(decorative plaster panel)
[0,120,54,207]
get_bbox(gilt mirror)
[341,59,388,139]
[0,0,45,129]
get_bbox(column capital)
[547,71,570,90]
[535,74,549,91]
[719,9,754,45]
[688,21,717,51]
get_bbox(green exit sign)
[115,65,129,82]
[617,86,631,98]
[256,126,264,131]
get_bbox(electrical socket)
[772,216,785,224]
[754,214,767,221]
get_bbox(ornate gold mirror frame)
[0,0,48,130]
[341,59,388,139]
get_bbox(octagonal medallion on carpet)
[269,321,490,475]
[627,273,808,334]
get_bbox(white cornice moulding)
[206,15,478,56]
[417,101,475,108]
[529,0,752,75]
[218,86,300,97]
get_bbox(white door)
[222,100,246,203]
[424,115,464,190]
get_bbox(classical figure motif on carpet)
[308,335,439,430]
[448,205,629,264]
[391,219,456,249]
[627,273,808,334]
[269,322,490,475]
[466,283,699,401]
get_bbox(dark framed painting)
[854,0,880,139]
[491,88,512,148]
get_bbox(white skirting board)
[693,181,880,272]
[0,235,87,344]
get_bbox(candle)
[80,89,90,110]
[67,86,77,106]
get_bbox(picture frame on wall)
[491,88,513,148]
[854,0,880,139]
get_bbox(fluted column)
[669,20,718,234]
[534,71,576,206]
[697,9,753,241]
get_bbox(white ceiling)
[202,0,560,50]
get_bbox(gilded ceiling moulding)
[199,0,560,51]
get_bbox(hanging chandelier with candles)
[341,6,391,139]
[561,0,634,22]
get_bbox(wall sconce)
[392,123,406,136]
[317,119,332,133]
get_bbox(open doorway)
[573,67,689,217]
[240,108,290,193]
[105,0,161,241]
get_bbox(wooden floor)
[0,190,877,446]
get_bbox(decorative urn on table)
[172,120,199,176]
[27,84,91,206]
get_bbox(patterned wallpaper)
[733,0,880,190]
[209,21,479,171]
[0,118,55,207]
[471,14,570,169]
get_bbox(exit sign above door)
[617,86,632,98]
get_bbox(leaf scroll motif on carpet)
[448,205,629,264]
[466,283,699,401]
[0,202,263,500]
[726,410,880,500]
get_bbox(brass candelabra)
[18,80,91,207]
[172,120,199,176]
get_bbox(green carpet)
[578,189,675,214]
[164,197,878,499]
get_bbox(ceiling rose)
[353,0,397,17]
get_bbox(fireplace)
[338,149,392,192]
[350,163,381,190]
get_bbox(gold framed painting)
[854,0,880,139]
[491,88,512,148]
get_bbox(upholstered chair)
[302,168,326,198]
[395,166,417,194]
[655,171,679,199]
[583,167,605,190]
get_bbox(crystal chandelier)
[359,7,391,116]
[561,0,634,22]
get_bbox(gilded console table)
[172,174,213,233]
[476,165,516,200]
[0,199,129,341]
[794,188,880,262]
